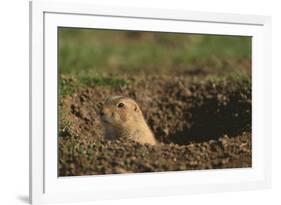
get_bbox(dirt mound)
[59,75,251,176]
[59,133,251,176]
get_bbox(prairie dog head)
[100,96,157,145]
[100,96,143,128]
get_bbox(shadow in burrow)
[150,95,251,145]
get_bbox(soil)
[58,75,251,176]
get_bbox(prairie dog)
[100,96,157,145]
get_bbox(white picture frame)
[29,1,272,204]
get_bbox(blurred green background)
[58,27,251,95]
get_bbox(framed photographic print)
[29,0,272,204]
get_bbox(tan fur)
[100,96,157,145]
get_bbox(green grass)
[58,28,251,96]
[59,75,129,96]
[80,77,128,87]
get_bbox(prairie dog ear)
[133,102,140,112]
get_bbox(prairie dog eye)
[117,102,125,108]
